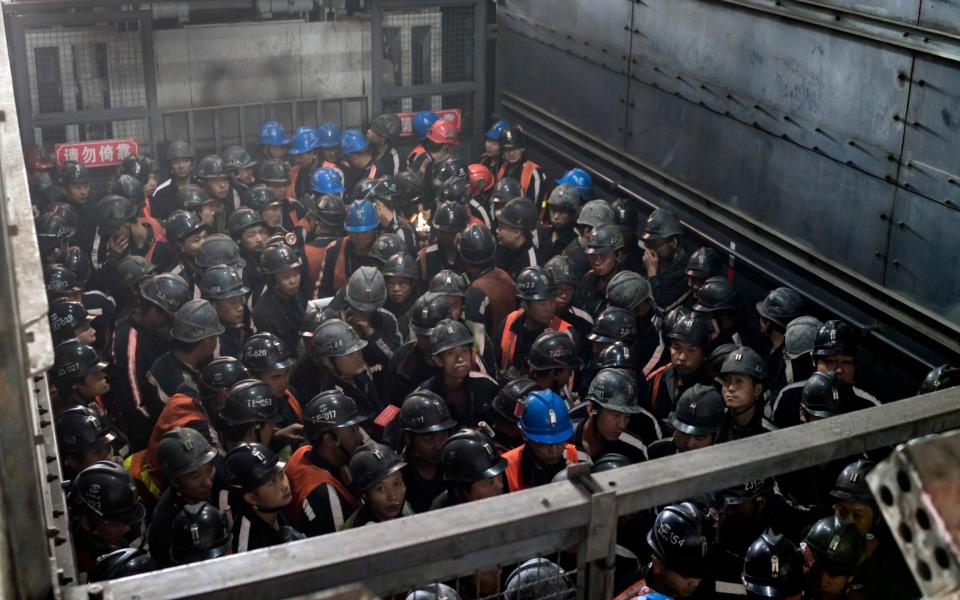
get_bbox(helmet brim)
[520,423,574,445]
[171,536,232,565]
[672,419,717,437]
[802,406,839,419]
[102,502,147,526]
[478,456,509,480]
[829,488,875,504]
[591,399,645,415]
[587,332,617,343]
[345,224,378,233]
[406,418,458,434]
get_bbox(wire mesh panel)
[382,5,476,88]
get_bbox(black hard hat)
[596,342,638,370]
[709,343,739,377]
[163,209,208,243]
[640,208,682,241]
[56,405,116,457]
[198,357,249,393]
[52,339,108,382]
[312,318,368,358]
[919,364,960,395]
[243,184,278,212]
[119,154,152,185]
[672,384,725,436]
[578,200,614,229]
[399,390,457,433]
[592,453,633,473]
[498,124,525,149]
[309,194,346,228]
[48,299,93,345]
[366,178,401,207]
[801,371,853,418]
[504,558,572,600]
[35,205,77,250]
[830,459,876,504]
[175,184,213,211]
[224,442,281,492]
[169,502,232,565]
[352,178,377,202]
[140,273,192,316]
[200,265,249,300]
[612,198,640,228]
[646,503,710,577]
[685,247,725,279]
[115,255,157,290]
[693,276,740,313]
[587,368,644,414]
[166,140,195,161]
[155,426,217,480]
[812,319,857,358]
[395,171,424,207]
[45,263,81,298]
[458,223,497,265]
[241,332,296,372]
[349,441,407,493]
[436,178,471,205]
[58,160,88,185]
[303,390,368,442]
[490,178,522,206]
[219,379,282,426]
[433,157,470,188]
[588,307,636,343]
[196,234,245,270]
[259,244,302,275]
[442,428,507,483]
[90,547,157,582]
[742,533,804,598]
[69,461,146,524]
[498,197,538,231]
[547,184,581,212]
[719,347,767,382]
[756,287,804,329]
[428,270,468,297]
[222,145,257,171]
[257,159,289,184]
[170,299,225,343]
[544,255,581,286]
[60,246,92,287]
[493,376,537,423]
[346,266,387,312]
[606,271,654,312]
[227,207,267,239]
[432,201,469,233]
[667,313,712,347]
[585,223,624,255]
[515,265,557,301]
[370,112,402,142]
[528,330,582,371]
[195,154,227,180]
[430,318,474,355]
[720,478,775,506]
[410,293,453,337]
[371,233,406,264]
[802,516,866,576]
[382,253,419,280]
[113,174,146,206]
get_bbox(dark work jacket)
[401,458,446,514]
[645,364,711,433]
[418,372,499,429]
[231,507,304,553]
[373,145,403,177]
[317,237,380,299]
[570,402,662,453]
[645,439,677,460]
[151,177,184,220]
[573,269,613,317]
[538,224,577,263]
[495,240,539,282]
[571,415,648,464]
[491,310,550,373]
[385,296,417,342]
[252,289,307,358]
[385,341,439,406]
[649,249,689,310]
[417,243,466,283]
[380,217,418,258]
[217,322,251,360]
[562,239,589,282]
[319,370,384,438]
[635,317,669,377]
[109,318,168,450]
[147,352,199,410]
[715,404,769,443]
[290,354,326,402]
[63,196,99,257]
[771,381,879,429]
[763,343,788,408]
[520,444,567,489]
[149,489,210,568]
[290,451,355,537]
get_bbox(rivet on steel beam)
[912,121,923,128]
[880,212,889,220]
[917,79,926,87]
[54,536,67,546]
[906,161,913,169]
[812,145,821,152]
[39,419,51,428]
[892,114,902,122]
[903,31,911,38]
[46,527,60,538]
[623,26,630,31]
[653,66,661,73]
[904,182,913,189]
[848,140,858,148]
[619,98,625,104]
[46,473,58,483]
[783,115,794,123]
[846,160,856,167]
[923,36,930,43]
[835,12,841,21]
[88,583,105,600]
[893,260,901,268]
[46,455,56,463]
[897,72,908,82]
[898,221,906,228]
[945,199,954,206]
[948,178,958,186]
[885,175,896,182]
[781,134,790,141]
[874,251,882,258]
[887,154,897,162]
[53,509,64,518]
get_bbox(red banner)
[54,138,139,168]
[397,109,462,137]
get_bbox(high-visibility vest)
[303,243,328,293]
[498,309,573,371]
[285,445,357,531]
[503,444,579,492]
[144,393,211,488]
[497,161,541,198]
[284,388,304,422]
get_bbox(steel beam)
[63,389,960,600]
[30,107,152,128]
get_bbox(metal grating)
[383,5,476,88]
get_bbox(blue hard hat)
[258,121,292,146]
[288,127,320,155]
[340,128,369,155]
[518,389,574,444]
[485,119,512,141]
[633,594,671,600]
[413,111,440,140]
[310,167,344,194]
[555,168,593,199]
[344,199,380,233]
[316,123,342,149]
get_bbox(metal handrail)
[62,389,960,600]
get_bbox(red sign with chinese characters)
[54,139,139,168]
[397,109,462,137]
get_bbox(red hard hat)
[24,145,54,171]
[468,163,495,196]
[427,119,459,145]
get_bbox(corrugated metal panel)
[919,0,960,35]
